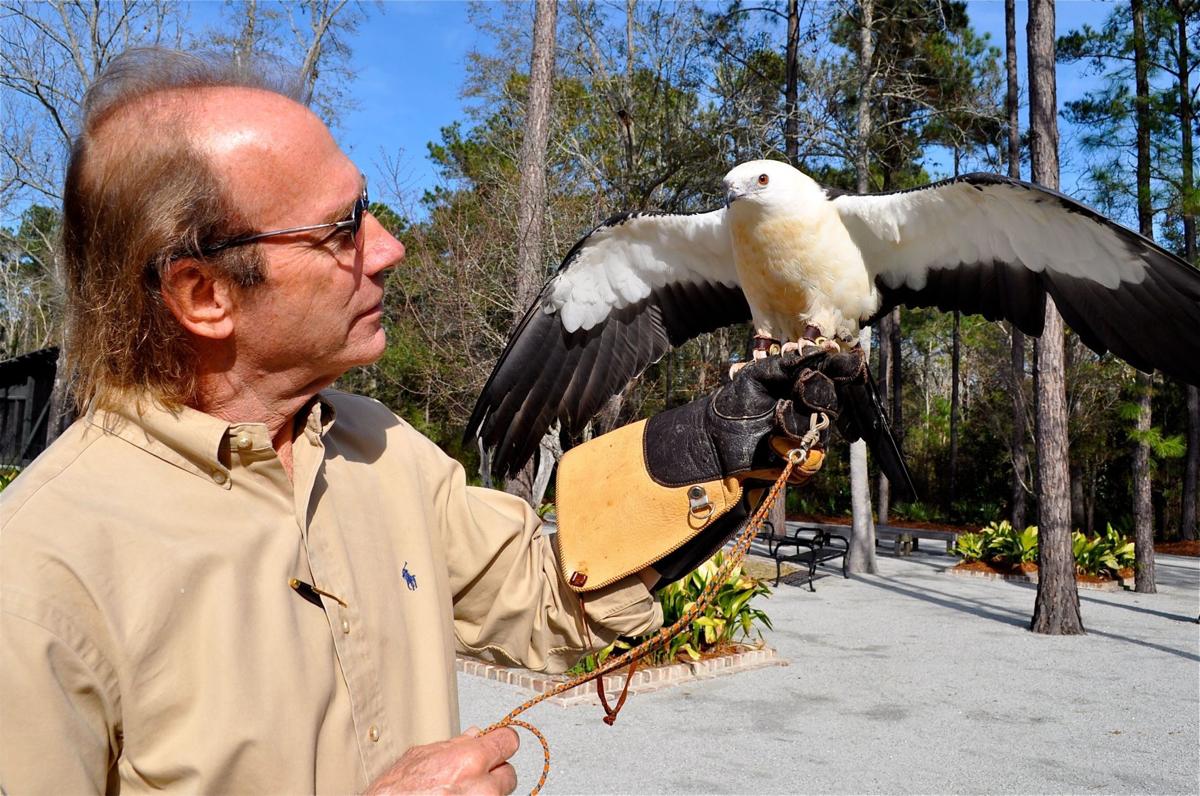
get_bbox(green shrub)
[974,520,1038,565]
[892,501,937,523]
[966,516,1136,580]
[568,551,773,674]
[0,467,19,492]
[1073,524,1135,577]
[1103,524,1136,571]
[952,532,985,562]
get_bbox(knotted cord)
[483,414,828,795]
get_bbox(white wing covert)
[833,174,1200,384]
[466,209,751,478]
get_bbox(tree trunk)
[1086,474,1096,539]
[890,308,902,450]
[1133,372,1157,590]
[1175,0,1198,541]
[949,150,962,516]
[504,0,558,505]
[849,332,877,574]
[854,0,874,194]
[1186,387,1199,540]
[1009,328,1028,531]
[1070,464,1085,532]
[848,0,877,575]
[784,0,800,165]
[948,310,960,515]
[512,0,557,314]
[1131,0,1156,590]
[876,313,892,522]
[1028,0,1083,635]
[1006,0,1028,533]
[1005,0,1020,177]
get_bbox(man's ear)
[160,258,236,340]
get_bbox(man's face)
[198,89,406,389]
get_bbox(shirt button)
[212,471,227,485]
[341,618,351,634]
[368,725,380,743]
[235,433,253,450]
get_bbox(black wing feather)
[466,277,752,479]
[847,173,1200,385]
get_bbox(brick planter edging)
[944,566,1131,592]
[457,646,785,706]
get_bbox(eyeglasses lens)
[351,185,368,252]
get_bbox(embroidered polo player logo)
[401,562,418,591]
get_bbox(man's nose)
[363,213,405,276]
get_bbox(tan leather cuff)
[555,419,743,593]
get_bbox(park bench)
[760,520,850,590]
[784,519,963,556]
[757,520,965,590]
[872,525,960,555]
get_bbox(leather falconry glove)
[555,349,867,593]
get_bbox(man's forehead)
[184,88,353,221]
[187,87,324,156]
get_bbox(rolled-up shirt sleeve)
[411,432,662,673]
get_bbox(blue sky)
[337,1,481,209]
[1,1,1119,226]
[326,0,1118,219]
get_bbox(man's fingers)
[488,762,519,795]
[792,369,838,414]
[819,349,868,383]
[475,727,520,769]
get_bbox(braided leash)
[483,416,827,795]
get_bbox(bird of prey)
[466,159,1200,485]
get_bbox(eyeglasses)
[203,177,369,255]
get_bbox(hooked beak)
[724,186,744,208]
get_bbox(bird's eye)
[757,174,770,186]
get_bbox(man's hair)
[61,47,306,410]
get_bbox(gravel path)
[458,549,1200,795]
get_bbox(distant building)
[0,347,60,466]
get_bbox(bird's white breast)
[728,205,878,338]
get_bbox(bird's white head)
[722,160,826,217]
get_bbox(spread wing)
[834,173,1200,385]
[465,209,750,479]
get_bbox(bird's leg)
[752,335,782,360]
[798,324,840,355]
[729,333,782,377]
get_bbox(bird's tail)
[837,369,917,501]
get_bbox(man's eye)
[316,226,354,250]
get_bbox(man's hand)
[706,348,855,480]
[637,349,860,587]
[366,727,519,795]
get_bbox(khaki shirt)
[0,391,660,793]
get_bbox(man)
[0,48,850,793]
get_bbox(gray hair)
[82,47,307,128]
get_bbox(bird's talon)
[781,341,800,354]
[728,362,749,378]
[797,340,824,356]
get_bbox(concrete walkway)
[458,549,1200,795]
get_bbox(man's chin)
[347,326,388,368]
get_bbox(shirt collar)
[90,392,339,488]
